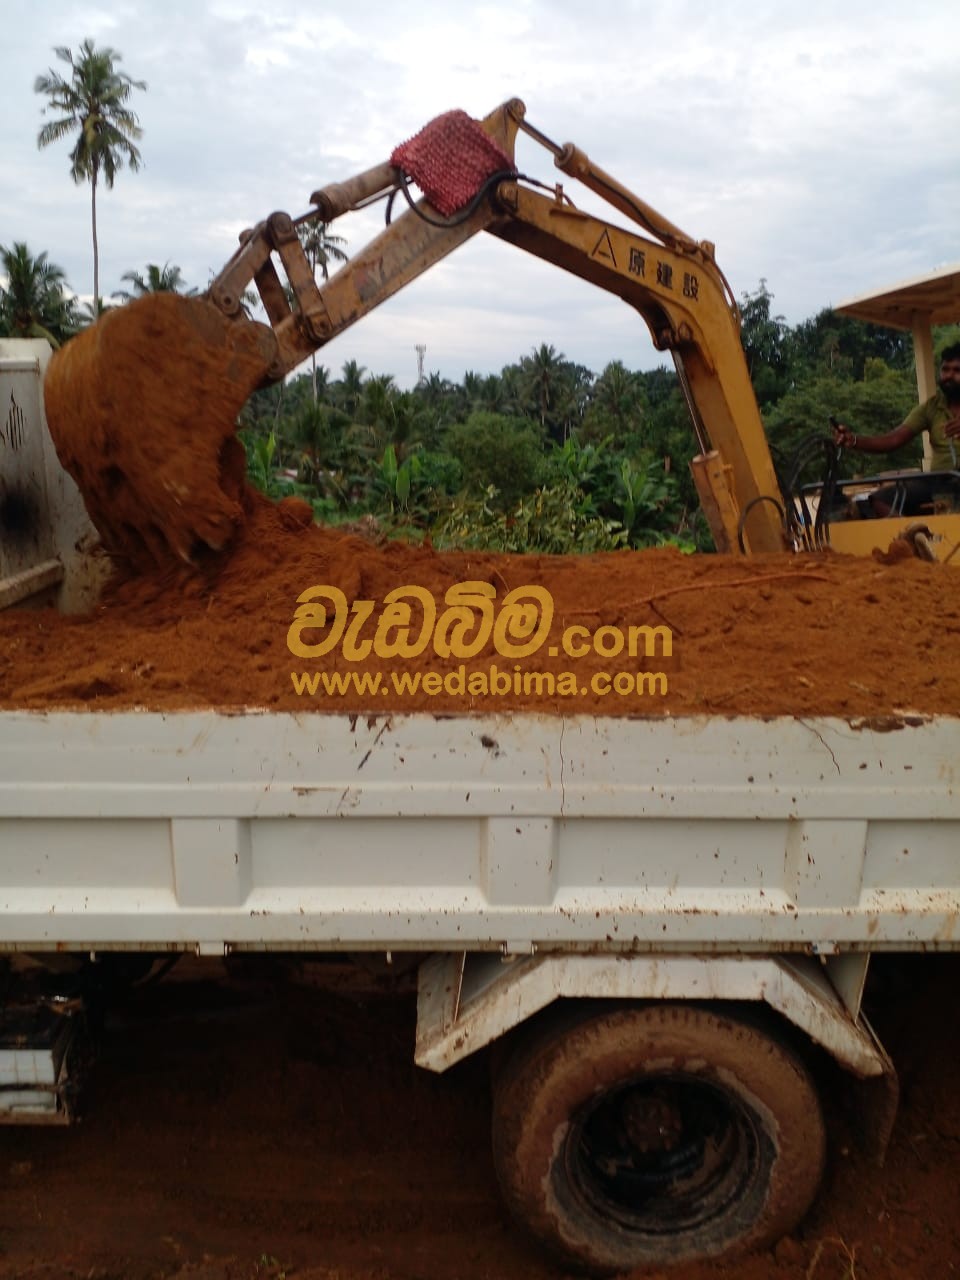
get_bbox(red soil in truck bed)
[1,492,959,717]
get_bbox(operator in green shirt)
[832,343,960,515]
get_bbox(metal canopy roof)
[837,263,960,330]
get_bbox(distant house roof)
[836,263,960,330]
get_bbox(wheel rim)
[566,1072,768,1235]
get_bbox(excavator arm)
[43,99,786,567]
[211,98,784,554]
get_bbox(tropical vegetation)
[0,242,78,345]
[114,262,197,301]
[231,281,953,554]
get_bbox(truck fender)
[415,950,896,1120]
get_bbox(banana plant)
[377,443,422,512]
[613,457,676,544]
[244,430,294,499]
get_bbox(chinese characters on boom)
[627,246,699,300]
[588,229,700,300]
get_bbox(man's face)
[939,357,960,401]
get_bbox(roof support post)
[911,312,936,471]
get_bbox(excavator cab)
[820,265,960,561]
[785,466,960,562]
[812,470,960,521]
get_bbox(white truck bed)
[1,710,957,954]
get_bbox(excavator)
[42,98,960,569]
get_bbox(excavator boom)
[43,99,785,568]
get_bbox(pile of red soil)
[2,491,959,717]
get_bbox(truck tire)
[491,1003,825,1274]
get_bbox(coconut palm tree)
[582,360,647,444]
[297,219,348,403]
[460,370,484,415]
[412,373,456,448]
[75,298,116,327]
[113,262,197,302]
[336,359,367,418]
[35,40,147,313]
[519,344,589,442]
[0,242,77,346]
[520,343,566,433]
[297,219,348,283]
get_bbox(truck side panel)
[0,711,957,953]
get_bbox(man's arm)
[832,419,919,453]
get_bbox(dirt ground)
[1,954,958,1280]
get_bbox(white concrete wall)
[0,339,107,613]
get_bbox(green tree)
[478,372,515,415]
[460,370,485,415]
[114,262,196,301]
[764,363,920,481]
[515,344,593,442]
[607,456,682,547]
[288,401,335,486]
[445,411,545,509]
[518,343,568,437]
[934,324,960,361]
[35,40,146,311]
[413,371,460,442]
[633,367,701,511]
[335,359,366,417]
[543,436,687,549]
[789,309,911,380]
[76,297,116,326]
[0,242,77,345]
[357,373,398,437]
[739,280,789,406]
[433,478,626,554]
[581,359,647,443]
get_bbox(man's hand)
[943,412,960,439]
[831,420,858,449]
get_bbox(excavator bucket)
[43,293,278,570]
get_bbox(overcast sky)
[2,0,957,388]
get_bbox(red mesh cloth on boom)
[390,110,516,217]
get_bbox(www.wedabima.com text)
[290,665,668,699]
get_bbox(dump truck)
[2,101,960,1275]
